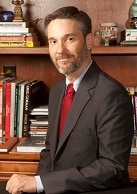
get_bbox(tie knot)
[66,83,75,95]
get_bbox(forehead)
[47,19,82,38]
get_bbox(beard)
[51,45,89,75]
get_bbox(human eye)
[67,36,75,43]
[48,39,57,45]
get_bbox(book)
[22,80,45,137]
[120,40,137,46]
[17,136,46,152]
[0,137,17,152]
[10,79,24,137]
[131,147,137,153]
[22,80,37,137]
[0,35,38,42]
[0,41,40,47]
[18,81,29,137]
[15,81,26,137]
[5,79,14,138]
[133,88,137,131]
[0,22,29,28]
[0,32,36,37]
[1,78,13,138]
[31,105,48,112]
[0,77,9,137]
[0,27,33,33]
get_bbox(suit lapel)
[50,82,66,160]
[55,61,100,157]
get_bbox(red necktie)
[59,83,75,137]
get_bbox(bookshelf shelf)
[0,46,137,55]
[0,46,49,55]
[92,46,137,55]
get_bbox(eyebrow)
[48,33,76,41]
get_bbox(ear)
[86,33,94,51]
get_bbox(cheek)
[49,47,56,58]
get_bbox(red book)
[5,79,14,138]
[0,77,10,138]
[0,35,37,42]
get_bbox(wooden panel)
[93,55,137,87]
[0,161,38,181]
[128,165,137,182]
[0,161,38,173]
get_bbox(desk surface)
[1,182,137,194]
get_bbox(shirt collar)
[66,60,93,91]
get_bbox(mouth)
[56,54,72,61]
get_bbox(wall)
[0,0,134,44]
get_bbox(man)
[6,6,134,194]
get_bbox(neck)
[66,54,92,83]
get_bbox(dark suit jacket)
[37,61,134,194]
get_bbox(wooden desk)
[0,139,137,182]
[0,139,40,181]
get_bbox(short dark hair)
[44,6,92,38]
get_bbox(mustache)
[56,54,73,60]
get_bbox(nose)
[57,41,67,53]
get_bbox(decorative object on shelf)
[12,0,24,22]
[120,29,137,46]
[97,23,119,46]
[130,0,137,28]
[0,11,14,22]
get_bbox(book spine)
[16,84,22,137]
[134,92,137,130]
[2,80,8,137]
[0,22,28,27]
[0,27,32,33]
[14,83,19,137]
[0,41,39,47]
[22,82,32,137]
[0,32,34,36]
[0,82,3,138]
[0,36,34,42]
[18,82,28,137]
[5,81,11,138]
[22,80,37,137]
[29,131,47,135]
[30,128,48,132]
[10,82,16,137]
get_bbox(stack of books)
[0,21,40,47]
[17,136,46,153]
[29,105,48,137]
